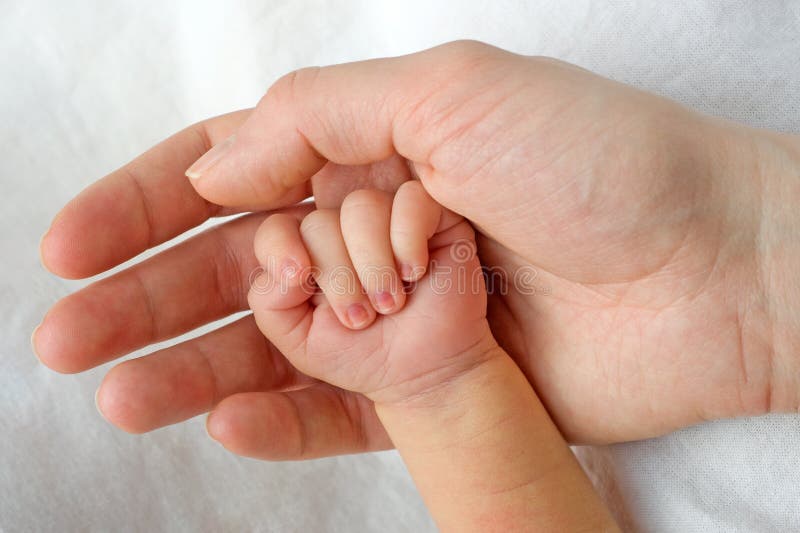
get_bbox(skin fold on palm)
[36,41,799,453]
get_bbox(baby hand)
[249,184,615,529]
[248,181,498,405]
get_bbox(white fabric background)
[2,1,798,531]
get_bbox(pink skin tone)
[243,185,615,529]
[33,41,799,527]
[185,41,800,444]
[246,184,487,404]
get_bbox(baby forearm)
[375,348,618,532]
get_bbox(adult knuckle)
[259,66,322,111]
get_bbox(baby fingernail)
[374,291,395,313]
[400,264,414,280]
[185,134,236,179]
[346,303,370,328]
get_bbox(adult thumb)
[185,40,515,211]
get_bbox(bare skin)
[35,41,800,452]
[240,186,616,530]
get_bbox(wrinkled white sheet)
[2,1,798,531]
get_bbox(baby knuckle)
[299,209,336,237]
[341,189,391,213]
[397,180,425,197]
[258,213,290,236]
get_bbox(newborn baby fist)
[248,182,498,405]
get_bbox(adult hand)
[36,41,800,449]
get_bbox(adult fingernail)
[38,230,50,269]
[373,291,395,313]
[94,387,105,418]
[205,413,220,442]
[185,134,236,179]
[346,303,371,329]
[30,324,42,362]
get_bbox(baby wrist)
[374,347,616,531]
